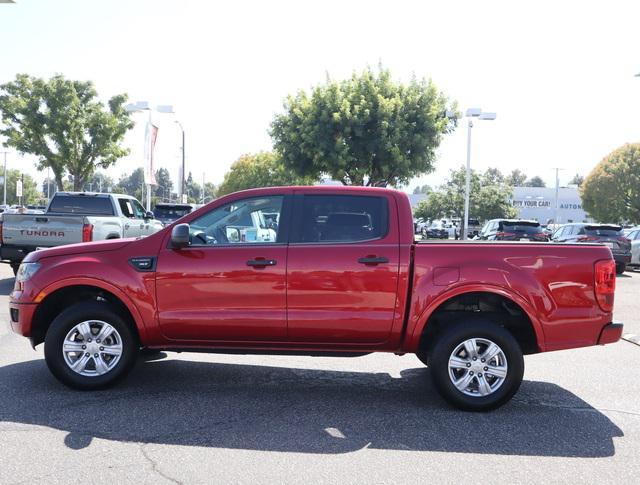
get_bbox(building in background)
[511,186,590,224]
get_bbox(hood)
[24,238,135,263]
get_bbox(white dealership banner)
[143,122,159,186]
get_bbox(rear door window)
[294,195,388,243]
[500,221,544,234]
[585,226,623,237]
[48,196,114,215]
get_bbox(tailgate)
[1,213,86,248]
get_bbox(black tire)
[616,263,626,275]
[428,320,524,411]
[10,262,20,276]
[44,301,138,390]
[415,351,430,367]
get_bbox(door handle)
[358,256,389,265]
[246,259,277,267]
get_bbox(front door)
[286,193,400,344]
[118,198,144,237]
[155,194,289,341]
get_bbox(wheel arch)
[31,279,147,347]
[409,285,546,355]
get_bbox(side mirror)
[171,223,190,249]
[144,211,154,220]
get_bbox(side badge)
[129,257,157,272]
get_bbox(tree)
[412,184,431,195]
[153,167,173,201]
[482,167,505,186]
[270,67,457,187]
[568,173,584,187]
[0,168,39,205]
[83,171,115,192]
[0,74,133,191]
[524,176,546,187]
[116,168,145,201]
[217,151,317,196]
[581,143,640,223]
[506,169,527,187]
[414,167,516,222]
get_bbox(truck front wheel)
[428,320,524,411]
[44,302,138,390]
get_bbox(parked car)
[479,219,550,241]
[551,223,631,274]
[9,186,621,411]
[413,217,427,234]
[152,203,195,226]
[625,227,640,270]
[422,221,449,239]
[0,192,163,274]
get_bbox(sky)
[1,0,640,192]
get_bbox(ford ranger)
[8,186,622,411]
[0,192,163,274]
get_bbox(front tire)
[429,320,524,411]
[44,302,138,390]
[616,263,626,275]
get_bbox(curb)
[622,334,640,346]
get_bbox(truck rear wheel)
[428,320,524,411]
[616,263,626,275]
[10,262,20,276]
[44,302,138,390]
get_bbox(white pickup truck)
[0,192,163,273]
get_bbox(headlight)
[16,262,41,283]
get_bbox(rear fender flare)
[407,284,546,353]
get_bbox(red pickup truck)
[9,186,622,411]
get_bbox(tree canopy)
[568,173,584,187]
[1,167,40,205]
[0,74,133,191]
[524,175,546,187]
[581,143,640,223]
[270,67,456,187]
[414,167,517,222]
[505,169,527,187]
[217,151,316,196]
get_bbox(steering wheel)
[190,231,209,245]
[214,227,229,244]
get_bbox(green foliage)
[217,151,316,196]
[0,168,39,205]
[412,184,431,195]
[581,143,640,223]
[153,167,173,201]
[116,168,145,201]
[270,67,457,187]
[568,173,584,187]
[505,169,527,187]
[414,167,517,222]
[524,175,546,187]
[0,74,133,191]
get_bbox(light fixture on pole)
[462,108,497,240]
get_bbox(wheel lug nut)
[481,358,485,363]
[85,352,90,357]
[466,363,471,368]
[96,339,101,344]
[100,347,104,351]
[82,345,86,350]
[484,367,488,371]
[478,373,482,377]
[87,339,92,343]
[469,371,474,375]
[472,357,477,361]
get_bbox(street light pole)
[463,119,473,241]
[461,109,496,240]
[1,151,7,207]
[175,121,185,203]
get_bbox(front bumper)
[8,300,37,338]
[598,322,623,345]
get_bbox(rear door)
[286,192,400,344]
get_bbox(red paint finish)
[9,186,622,356]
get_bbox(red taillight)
[495,232,516,238]
[82,223,93,242]
[594,259,615,312]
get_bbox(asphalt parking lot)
[1,264,639,484]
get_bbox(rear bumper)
[612,252,631,264]
[598,322,623,345]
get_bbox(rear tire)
[429,320,524,411]
[10,262,20,276]
[44,302,138,390]
[616,263,626,275]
